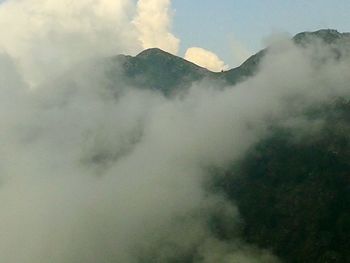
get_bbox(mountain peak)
[136,48,174,58]
[111,47,212,96]
[293,29,350,44]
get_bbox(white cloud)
[133,0,180,55]
[185,47,229,72]
[0,0,140,85]
[0,0,183,86]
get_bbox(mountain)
[105,30,350,262]
[106,29,350,97]
[108,47,262,94]
[215,98,350,263]
[294,29,350,44]
[221,49,266,85]
[107,48,215,96]
[212,30,350,263]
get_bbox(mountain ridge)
[108,29,350,96]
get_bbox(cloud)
[0,0,140,86]
[1,32,350,262]
[133,0,180,54]
[0,53,282,262]
[0,0,182,85]
[185,47,229,72]
[229,35,252,66]
[1,1,350,263]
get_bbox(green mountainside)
[214,30,350,263]
[215,99,350,263]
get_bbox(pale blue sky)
[172,0,350,66]
[1,0,349,67]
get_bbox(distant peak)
[314,29,340,35]
[136,48,174,58]
[293,29,349,44]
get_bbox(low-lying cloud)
[0,1,350,263]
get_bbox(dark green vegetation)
[215,99,350,263]
[210,30,350,263]
[213,30,350,263]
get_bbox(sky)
[0,0,350,69]
[172,0,350,67]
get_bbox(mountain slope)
[216,99,350,263]
[223,29,350,85]
[209,30,350,263]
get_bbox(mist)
[0,1,350,263]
